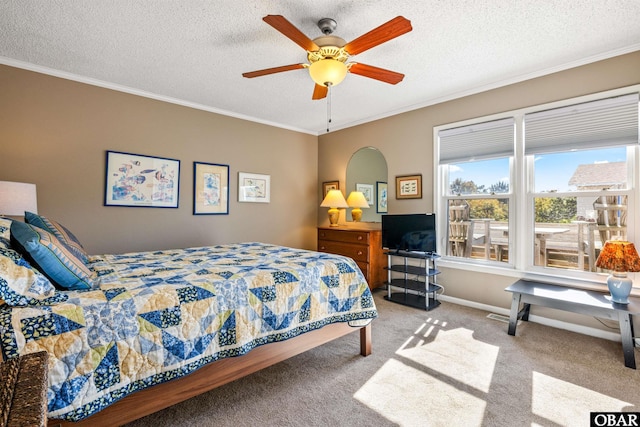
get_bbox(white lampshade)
[309,59,348,87]
[321,189,349,208]
[346,191,370,209]
[0,181,38,216]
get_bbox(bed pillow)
[25,212,89,264]
[0,250,68,306]
[0,217,12,249]
[10,221,95,290]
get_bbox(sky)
[449,147,627,193]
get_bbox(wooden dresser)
[317,226,386,290]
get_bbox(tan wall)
[2,51,639,329]
[0,65,318,254]
[318,51,640,324]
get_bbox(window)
[439,118,514,264]
[530,147,629,271]
[436,88,639,280]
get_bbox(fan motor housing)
[308,35,348,63]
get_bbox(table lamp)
[320,189,348,227]
[346,191,369,222]
[595,240,640,304]
[0,181,38,217]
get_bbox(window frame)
[434,85,640,285]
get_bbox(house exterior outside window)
[435,87,639,282]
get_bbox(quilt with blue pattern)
[0,242,377,421]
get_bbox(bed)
[0,216,377,426]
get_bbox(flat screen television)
[382,213,437,254]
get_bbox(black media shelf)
[387,264,440,277]
[384,251,442,311]
[385,292,441,311]
[388,278,441,293]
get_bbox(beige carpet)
[125,289,640,427]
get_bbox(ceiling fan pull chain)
[326,83,332,133]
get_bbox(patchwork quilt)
[0,242,377,421]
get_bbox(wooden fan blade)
[312,84,328,100]
[263,15,319,52]
[349,63,405,84]
[343,16,412,56]
[242,64,305,78]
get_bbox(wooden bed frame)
[48,321,372,427]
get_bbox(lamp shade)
[320,189,349,208]
[0,181,38,216]
[595,240,640,304]
[346,191,369,222]
[595,240,640,272]
[346,191,369,208]
[309,59,348,87]
[321,189,348,227]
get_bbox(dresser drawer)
[317,226,385,290]
[317,229,370,245]
[318,240,369,263]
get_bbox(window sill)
[439,257,521,278]
[438,257,625,295]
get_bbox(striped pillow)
[25,212,89,264]
[10,221,95,290]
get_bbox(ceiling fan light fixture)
[309,59,348,87]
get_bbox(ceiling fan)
[242,15,412,100]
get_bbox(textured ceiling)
[1,1,639,135]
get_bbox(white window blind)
[439,117,515,164]
[524,93,639,155]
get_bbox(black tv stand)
[384,251,442,311]
[393,249,434,257]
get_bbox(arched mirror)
[346,147,388,222]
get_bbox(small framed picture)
[356,183,374,205]
[322,181,339,197]
[104,150,180,208]
[396,174,422,199]
[376,181,388,213]
[238,172,270,203]
[193,162,229,215]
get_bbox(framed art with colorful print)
[193,162,229,215]
[105,150,180,208]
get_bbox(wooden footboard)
[48,322,371,427]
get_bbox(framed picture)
[104,150,180,208]
[193,162,229,215]
[396,174,422,199]
[356,183,374,205]
[322,180,339,197]
[376,181,388,213]
[238,172,270,203]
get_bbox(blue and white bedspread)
[0,242,377,421]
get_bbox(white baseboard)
[438,294,622,343]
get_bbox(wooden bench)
[505,279,640,369]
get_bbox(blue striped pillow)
[10,221,95,290]
[25,212,89,264]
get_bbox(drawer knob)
[320,246,325,250]
[357,250,363,256]
[357,236,363,240]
